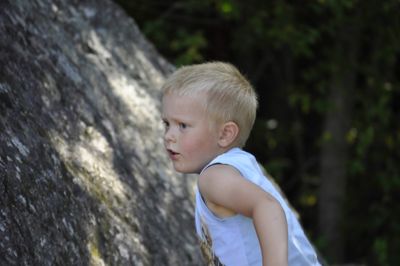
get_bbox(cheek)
[181,133,204,152]
[181,137,199,152]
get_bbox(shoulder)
[198,148,257,193]
[198,163,246,202]
[198,164,242,217]
[198,162,281,218]
[198,164,247,217]
[199,164,242,192]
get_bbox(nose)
[164,127,176,143]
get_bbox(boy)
[161,62,321,266]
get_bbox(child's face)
[162,93,222,174]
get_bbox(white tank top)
[195,148,321,266]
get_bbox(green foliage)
[170,29,207,65]
[114,0,400,264]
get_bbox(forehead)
[162,93,206,118]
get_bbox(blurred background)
[113,1,399,265]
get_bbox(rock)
[0,0,202,265]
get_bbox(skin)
[162,92,288,266]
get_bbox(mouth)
[167,149,180,159]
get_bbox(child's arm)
[199,164,288,266]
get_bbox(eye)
[162,119,169,130]
[179,123,187,130]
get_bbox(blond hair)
[162,62,258,147]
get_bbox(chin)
[175,168,195,174]
[174,165,200,174]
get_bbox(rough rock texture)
[0,0,202,265]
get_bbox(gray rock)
[0,0,202,265]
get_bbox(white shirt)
[195,148,321,266]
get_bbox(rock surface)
[0,0,202,265]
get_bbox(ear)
[218,121,239,148]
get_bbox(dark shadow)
[0,13,93,265]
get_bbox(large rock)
[0,0,202,265]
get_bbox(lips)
[167,149,179,160]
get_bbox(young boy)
[161,62,321,266]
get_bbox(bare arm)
[199,164,288,266]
